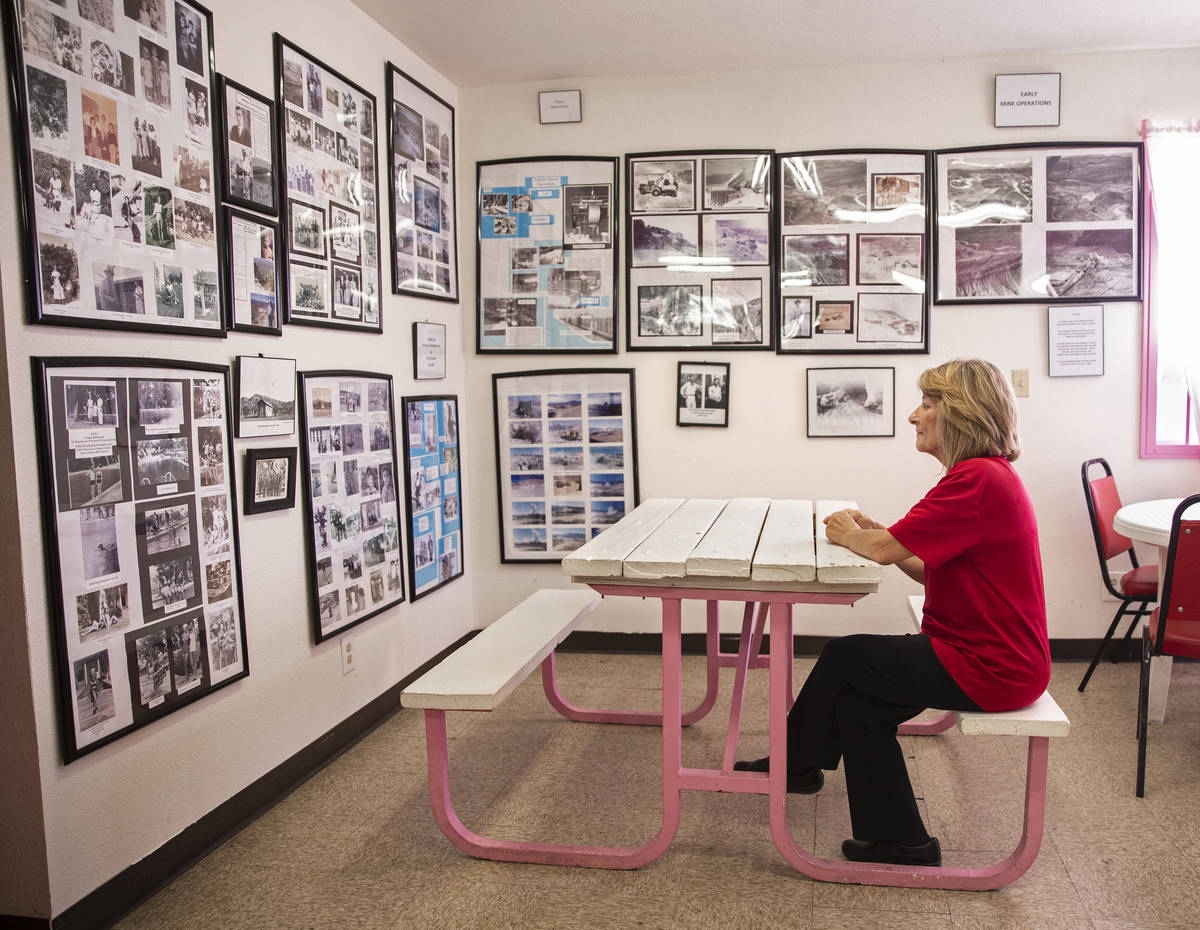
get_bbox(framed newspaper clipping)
[32,356,248,761]
[4,0,226,335]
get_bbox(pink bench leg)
[765,601,1051,889]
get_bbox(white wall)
[459,48,1200,640]
[0,0,473,915]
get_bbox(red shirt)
[888,456,1049,712]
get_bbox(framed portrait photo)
[5,0,225,336]
[275,35,382,331]
[492,368,638,562]
[234,355,296,438]
[298,370,405,642]
[933,142,1143,304]
[677,361,729,427]
[400,395,463,600]
[222,207,281,334]
[413,321,447,380]
[243,447,297,514]
[777,149,930,355]
[217,75,277,215]
[32,356,248,761]
[806,367,895,438]
[386,62,458,302]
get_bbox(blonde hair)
[917,359,1020,469]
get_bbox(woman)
[736,359,1049,867]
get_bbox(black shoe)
[732,756,824,794]
[841,836,942,867]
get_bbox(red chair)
[1136,493,1200,797]
[1078,458,1158,692]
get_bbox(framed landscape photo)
[627,149,774,351]
[806,367,895,438]
[234,355,295,438]
[217,75,277,215]
[401,395,463,600]
[477,156,619,353]
[298,370,404,642]
[243,447,296,514]
[413,321,447,380]
[386,62,457,302]
[677,361,729,427]
[933,142,1143,304]
[274,35,382,331]
[4,0,226,335]
[777,149,930,354]
[493,368,638,562]
[32,357,248,761]
[222,208,281,334]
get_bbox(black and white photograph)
[288,199,325,259]
[244,447,297,514]
[702,155,769,211]
[65,380,119,429]
[782,156,867,225]
[174,198,214,247]
[73,650,115,731]
[856,233,924,286]
[166,615,203,694]
[631,214,698,267]
[147,553,197,613]
[144,185,175,248]
[782,296,812,341]
[141,501,191,555]
[23,4,82,72]
[391,99,423,162]
[784,234,850,286]
[133,435,191,492]
[332,264,362,319]
[1046,153,1134,223]
[944,155,1033,224]
[677,361,729,427]
[92,264,142,314]
[81,504,120,579]
[174,1,204,74]
[183,79,209,138]
[124,0,166,34]
[329,203,360,263]
[205,605,240,674]
[562,184,611,247]
[807,367,895,438]
[236,355,296,438]
[135,378,184,431]
[138,38,171,109]
[290,262,328,318]
[637,284,701,337]
[39,235,80,307]
[954,224,1022,298]
[201,492,230,555]
[1045,229,1135,299]
[134,629,172,706]
[413,176,439,232]
[197,425,224,485]
[32,149,75,228]
[75,163,113,236]
[26,66,70,146]
[703,214,770,264]
[153,262,183,317]
[710,278,763,344]
[173,146,211,195]
[631,159,694,212]
[856,292,924,344]
[131,115,163,176]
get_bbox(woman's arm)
[823,509,924,583]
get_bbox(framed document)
[243,447,297,514]
[400,395,463,600]
[222,207,281,334]
[412,321,447,380]
[217,75,277,215]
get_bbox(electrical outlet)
[340,635,355,676]
[1012,369,1029,398]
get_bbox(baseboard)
[0,916,52,929]
[50,633,473,930]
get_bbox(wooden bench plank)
[623,499,727,579]
[561,498,684,578]
[814,500,884,584]
[686,498,770,577]
[750,499,817,583]
[401,589,600,711]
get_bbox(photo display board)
[386,62,457,301]
[777,150,930,354]
[218,74,277,216]
[274,35,382,331]
[626,149,774,351]
[33,357,247,761]
[401,395,463,600]
[5,0,224,335]
[492,368,638,562]
[476,156,618,353]
[299,370,404,642]
[933,142,1143,304]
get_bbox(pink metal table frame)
[423,584,1052,889]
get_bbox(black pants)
[786,633,981,845]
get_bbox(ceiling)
[352,0,1200,88]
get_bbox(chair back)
[1082,458,1137,596]
[1152,493,1200,655]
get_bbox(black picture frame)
[386,61,458,302]
[222,207,282,335]
[776,148,931,355]
[234,354,296,438]
[476,156,620,354]
[626,149,775,351]
[31,356,249,762]
[243,447,297,514]
[3,0,227,336]
[412,321,447,380]
[932,142,1143,304]
[274,34,382,332]
[298,369,405,643]
[677,361,730,428]
[400,395,464,600]
[492,368,639,562]
[806,366,896,438]
[216,74,278,216]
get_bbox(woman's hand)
[822,508,916,568]
[822,509,861,546]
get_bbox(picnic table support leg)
[540,601,721,727]
[722,601,763,771]
[763,602,1051,889]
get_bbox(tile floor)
[116,652,1200,929]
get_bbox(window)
[1140,119,1200,457]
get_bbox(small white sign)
[994,73,1061,127]
[1048,304,1104,377]
[539,89,582,124]
[413,322,446,381]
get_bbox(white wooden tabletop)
[1114,497,1200,549]
[562,498,882,590]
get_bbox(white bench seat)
[402,588,600,711]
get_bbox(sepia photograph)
[782,156,867,225]
[872,172,923,210]
[807,367,895,438]
[815,300,854,334]
[631,159,695,212]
